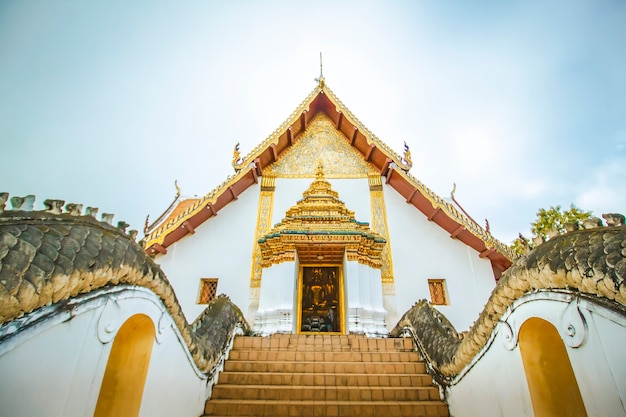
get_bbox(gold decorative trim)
[250,174,276,289]
[233,86,321,172]
[323,85,412,172]
[233,81,411,174]
[265,114,379,179]
[259,163,385,269]
[144,166,254,249]
[260,175,276,190]
[391,166,516,261]
[369,174,395,284]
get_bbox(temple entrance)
[298,266,344,333]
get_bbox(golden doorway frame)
[296,265,346,334]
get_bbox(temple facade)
[144,77,513,337]
[1,76,625,417]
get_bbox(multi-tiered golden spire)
[258,162,385,268]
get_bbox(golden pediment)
[264,113,378,178]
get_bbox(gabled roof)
[143,78,516,277]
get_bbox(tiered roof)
[144,77,515,278]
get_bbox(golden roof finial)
[315,52,325,88]
[232,142,241,169]
[402,141,413,169]
[174,180,181,198]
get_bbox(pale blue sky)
[1,0,625,243]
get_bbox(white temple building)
[1,75,624,417]
[144,75,513,337]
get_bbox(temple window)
[428,279,448,305]
[197,278,219,304]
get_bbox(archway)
[518,317,587,417]
[93,314,155,417]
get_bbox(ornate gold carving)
[144,166,254,249]
[232,142,241,169]
[428,279,448,305]
[368,175,382,191]
[391,166,516,261]
[322,85,412,172]
[265,114,378,178]
[260,174,276,190]
[250,174,276,289]
[259,164,385,268]
[234,80,411,175]
[369,174,395,285]
[402,142,413,169]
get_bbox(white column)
[344,258,388,336]
[254,262,296,335]
[345,257,364,334]
[368,267,388,336]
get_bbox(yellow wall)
[93,314,155,417]
[519,317,587,417]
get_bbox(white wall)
[0,287,210,417]
[254,261,297,335]
[154,174,499,333]
[447,294,626,417]
[383,183,497,330]
[156,183,260,323]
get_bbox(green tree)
[511,204,593,255]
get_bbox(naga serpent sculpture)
[0,194,250,374]
[391,213,626,385]
[1,193,624,383]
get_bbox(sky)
[1,0,625,245]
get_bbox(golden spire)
[315,52,325,88]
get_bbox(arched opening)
[93,314,155,417]
[519,317,587,417]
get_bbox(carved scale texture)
[391,226,626,381]
[0,211,250,373]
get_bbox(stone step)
[226,350,421,362]
[217,372,433,387]
[232,335,413,352]
[212,384,440,401]
[224,360,426,373]
[204,335,448,417]
[204,399,450,417]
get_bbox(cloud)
[576,156,626,215]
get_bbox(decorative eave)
[143,164,259,254]
[384,164,516,278]
[144,181,182,235]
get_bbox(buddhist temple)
[1,73,625,417]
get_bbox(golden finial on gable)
[314,52,325,88]
[232,142,241,169]
[402,142,413,169]
[174,180,181,198]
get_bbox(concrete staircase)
[203,334,449,417]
